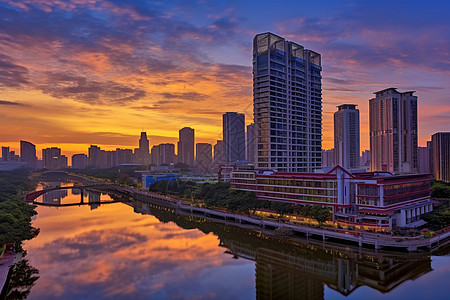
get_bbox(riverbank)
[28,172,450,253]
[107,185,450,253]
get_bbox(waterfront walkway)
[25,182,450,253]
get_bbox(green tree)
[310,206,332,224]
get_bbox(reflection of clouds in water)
[26,214,252,300]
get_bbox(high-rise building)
[369,88,418,173]
[196,143,213,172]
[431,132,450,182]
[151,143,176,166]
[214,140,224,164]
[138,132,150,164]
[253,32,322,172]
[20,140,37,169]
[360,150,371,168]
[88,145,101,168]
[2,146,9,161]
[223,112,245,163]
[417,146,431,174]
[42,147,67,169]
[178,127,195,166]
[72,154,88,169]
[246,123,256,164]
[321,149,335,168]
[334,104,360,169]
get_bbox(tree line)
[149,180,332,224]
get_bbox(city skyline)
[0,1,449,159]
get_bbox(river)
[18,184,450,300]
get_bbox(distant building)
[334,104,360,169]
[88,145,101,168]
[2,146,9,161]
[214,140,224,164]
[360,150,371,168]
[115,148,134,165]
[431,132,450,182]
[178,127,195,166]
[370,88,418,173]
[246,123,256,164]
[137,132,150,165]
[231,166,432,230]
[142,174,179,189]
[417,146,431,174]
[196,143,212,172]
[253,32,322,172]
[321,149,335,168]
[20,140,37,169]
[223,112,245,163]
[42,147,67,169]
[72,154,88,169]
[151,143,176,166]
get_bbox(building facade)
[246,123,256,164]
[334,104,360,169]
[223,112,245,163]
[214,140,224,164]
[178,127,195,166]
[253,32,322,172]
[138,132,150,164]
[20,140,37,169]
[369,88,418,173]
[72,154,88,169]
[231,166,432,230]
[42,147,67,169]
[431,132,450,182]
[196,143,212,172]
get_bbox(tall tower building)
[223,112,245,163]
[20,140,37,169]
[138,131,150,164]
[369,88,418,173]
[196,143,212,172]
[334,104,360,169]
[214,140,224,164]
[178,127,195,166]
[246,123,256,164]
[253,33,322,172]
[2,146,9,161]
[431,132,450,182]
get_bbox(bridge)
[25,183,115,201]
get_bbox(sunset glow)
[0,0,449,157]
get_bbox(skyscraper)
[253,33,322,172]
[369,88,418,173]
[223,112,245,163]
[2,146,9,161]
[196,143,212,172]
[431,132,450,182]
[178,127,195,166]
[246,123,256,164]
[42,147,67,169]
[138,131,150,164]
[151,143,176,166]
[72,154,88,169]
[214,140,224,164]
[88,145,101,168]
[334,104,360,169]
[20,140,37,169]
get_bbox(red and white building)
[230,166,432,230]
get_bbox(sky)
[0,0,449,158]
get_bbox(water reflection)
[130,198,434,299]
[21,183,449,300]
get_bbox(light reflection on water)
[23,184,450,300]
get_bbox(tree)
[310,206,332,224]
